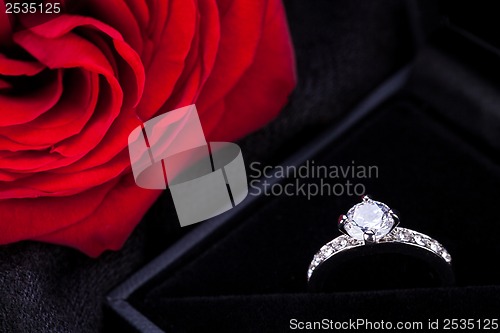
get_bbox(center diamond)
[343,198,395,241]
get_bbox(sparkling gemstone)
[413,234,426,246]
[323,246,333,257]
[429,242,440,252]
[345,199,395,241]
[441,251,452,262]
[398,230,411,242]
[332,240,343,250]
[348,238,361,246]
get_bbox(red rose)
[0,0,296,256]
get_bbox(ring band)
[308,196,453,290]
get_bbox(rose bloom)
[0,0,295,256]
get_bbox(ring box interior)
[106,2,500,332]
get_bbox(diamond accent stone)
[395,229,410,241]
[441,250,452,262]
[413,234,426,246]
[323,246,334,257]
[345,199,395,241]
[348,238,361,246]
[429,242,440,253]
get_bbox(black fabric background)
[6,0,497,332]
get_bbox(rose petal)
[195,1,268,112]
[205,0,296,140]
[0,152,130,198]
[0,70,99,147]
[160,0,220,112]
[41,111,140,173]
[136,0,197,120]
[0,54,45,76]
[0,169,31,182]
[0,179,120,243]
[14,30,125,158]
[0,69,63,126]
[83,0,144,54]
[0,78,11,90]
[21,15,145,106]
[31,175,161,257]
[125,0,150,34]
[0,1,13,45]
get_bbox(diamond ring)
[308,196,454,291]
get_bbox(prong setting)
[338,214,349,235]
[363,230,376,244]
[388,210,400,233]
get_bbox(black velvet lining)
[136,287,500,332]
[127,94,500,331]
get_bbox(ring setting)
[308,196,452,282]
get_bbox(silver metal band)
[308,227,452,282]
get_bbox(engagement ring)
[308,196,454,290]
